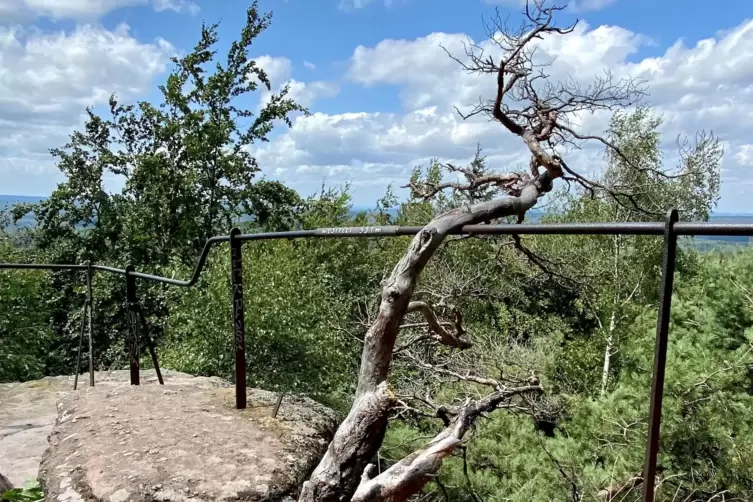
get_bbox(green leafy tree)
[4,1,306,376]
[546,107,723,396]
[160,187,384,410]
[0,239,54,382]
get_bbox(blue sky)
[1,0,752,213]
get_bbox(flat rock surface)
[38,372,337,501]
[1,370,182,487]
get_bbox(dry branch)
[299,174,549,501]
[351,384,543,502]
[406,301,471,349]
[598,474,643,501]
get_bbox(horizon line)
[1,194,750,217]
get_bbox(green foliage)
[20,1,305,267]
[1,481,44,502]
[160,188,380,410]
[1,2,306,377]
[0,241,54,382]
[542,107,723,396]
[372,108,737,501]
[382,249,753,502]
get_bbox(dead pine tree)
[298,2,653,501]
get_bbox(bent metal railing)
[2,209,753,501]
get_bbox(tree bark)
[351,384,542,502]
[298,174,552,502]
[601,310,617,396]
[601,220,621,397]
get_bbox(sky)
[1,0,752,213]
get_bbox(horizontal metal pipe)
[306,222,753,237]
[2,221,752,279]
[128,235,230,287]
[674,223,753,236]
[0,263,87,270]
[237,223,669,239]
[442,223,665,236]
[92,265,126,274]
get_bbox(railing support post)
[125,265,140,386]
[86,261,94,387]
[641,209,678,502]
[272,392,284,418]
[137,308,164,385]
[74,261,95,390]
[230,228,247,409]
[73,293,87,391]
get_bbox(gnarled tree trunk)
[299,1,646,499]
[299,180,552,501]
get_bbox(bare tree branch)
[351,384,543,501]
[598,474,643,501]
[406,301,472,350]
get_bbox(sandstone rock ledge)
[38,379,338,502]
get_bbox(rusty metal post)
[641,209,679,502]
[137,308,164,385]
[73,298,87,391]
[230,228,247,409]
[125,265,140,385]
[86,261,94,387]
[272,392,284,418]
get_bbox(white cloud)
[255,55,340,109]
[339,0,374,9]
[256,55,294,86]
[251,19,753,213]
[735,145,753,167]
[0,0,199,21]
[287,80,340,108]
[481,0,618,13]
[0,23,174,194]
[303,61,317,71]
[152,0,199,15]
[338,0,399,11]
[347,24,648,112]
[569,0,617,12]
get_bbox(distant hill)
[0,195,47,204]
[0,194,47,227]
[3,195,751,248]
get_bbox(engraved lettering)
[230,244,245,355]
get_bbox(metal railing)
[2,208,753,502]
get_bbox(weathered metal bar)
[272,392,284,418]
[674,223,753,236]
[641,209,679,502]
[5,222,753,286]
[137,309,164,385]
[312,223,668,237]
[125,265,140,386]
[127,235,230,286]
[0,263,87,270]
[86,261,94,387]
[230,228,247,409]
[72,299,87,391]
[92,265,126,275]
